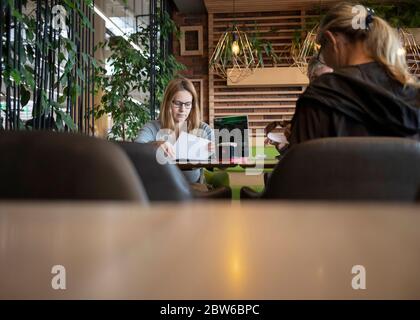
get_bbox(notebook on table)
[173,131,212,161]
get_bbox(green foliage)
[209,22,280,70]
[249,23,282,66]
[204,169,230,189]
[1,0,99,131]
[361,0,420,28]
[290,0,420,57]
[94,11,185,141]
[307,1,420,28]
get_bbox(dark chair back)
[0,131,147,202]
[116,142,193,202]
[263,137,420,202]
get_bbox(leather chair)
[0,131,148,202]
[241,137,420,202]
[116,141,232,201]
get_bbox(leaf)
[76,68,84,81]
[26,29,34,41]
[10,69,21,84]
[12,8,23,21]
[18,119,26,130]
[84,0,93,7]
[20,85,31,107]
[40,92,49,114]
[58,52,66,63]
[64,39,77,52]
[81,13,93,31]
[60,73,69,88]
[55,112,64,130]
[58,95,66,104]
[23,66,35,88]
[62,113,77,131]
[55,108,76,131]
[26,45,34,64]
[91,57,100,68]
[63,0,75,10]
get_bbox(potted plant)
[94,11,185,141]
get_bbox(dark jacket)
[289,62,420,145]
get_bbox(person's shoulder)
[142,119,161,130]
[312,69,348,85]
[335,62,383,83]
[198,122,214,139]
[304,67,361,95]
[146,119,161,127]
[297,74,339,111]
[199,121,212,130]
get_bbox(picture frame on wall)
[180,26,203,56]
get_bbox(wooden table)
[1,201,420,299]
[176,158,279,170]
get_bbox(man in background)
[265,57,333,154]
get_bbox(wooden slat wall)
[204,0,340,13]
[208,9,420,134]
[208,9,313,133]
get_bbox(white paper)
[267,132,288,144]
[174,131,212,161]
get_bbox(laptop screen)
[214,115,250,158]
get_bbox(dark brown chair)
[241,137,420,202]
[0,131,148,202]
[116,141,231,202]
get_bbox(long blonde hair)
[317,2,419,88]
[159,78,201,132]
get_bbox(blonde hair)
[317,2,419,88]
[159,78,201,132]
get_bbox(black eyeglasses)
[172,100,192,109]
[315,45,327,66]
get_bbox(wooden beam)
[227,67,309,87]
[204,0,340,13]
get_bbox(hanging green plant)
[361,0,420,28]
[249,22,282,67]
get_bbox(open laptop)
[214,115,250,159]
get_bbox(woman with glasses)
[136,78,213,183]
[288,2,420,146]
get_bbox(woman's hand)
[264,121,279,135]
[207,142,216,154]
[283,123,292,141]
[153,141,176,159]
[264,121,279,144]
[264,121,291,153]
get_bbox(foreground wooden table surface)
[1,201,420,299]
